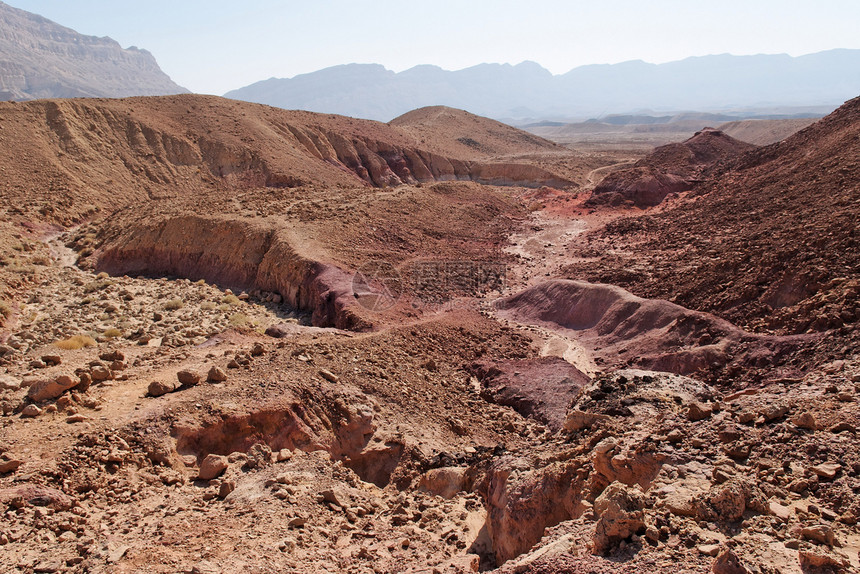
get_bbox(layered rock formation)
[0,1,186,100]
[0,95,573,225]
[95,216,370,330]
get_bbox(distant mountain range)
[226,50,860,122]
[0,1,186,101]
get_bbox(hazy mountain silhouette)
[226,50,860,121]
[0,1,187,101]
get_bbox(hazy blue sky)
[7,0,860,95]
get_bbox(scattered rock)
[811,462,841,481]
[250,343,265,356]
[27,372,79,402]
[699,544,721,557]
[688,401,713,421]
[147,380,176,397]
[801,525,840,547]
[90,365,112,382]
[564,410,610,431]
[829,422,856,434]
[0,484,73,510]
[33,559,63,573]
[99,350,125,362]
[792,411,818,431]
[0,458,22,473]
[798,548,850,572]
[319,488,346,507]
[75,372,92,393]
[288,516,307,528]
[759,403,789,423]
[206,366,228,383]
[107,545,130,564]
[666,429,684,443]
[244,443,272,469]
[419,467,469,499]
[0,374,21,390]
[21,404,42,417]
[319,368,339,383]
[177,370,201,387]
[769,500,792,521]
[198,454,228,480]
[698,480,748,522]
[218,479,236,499]
[712,549,748,574]
[265,323,294,338]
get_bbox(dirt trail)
[46,232,78,268]
[495,189,632,376]
[503,211,588,290]
[584,160,637,187]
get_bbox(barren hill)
[0,94,579,329]
[717,117,819,145]
[390,105,561,158]
[0,95,576,223]
[567,96,860,336]
[587,128,756,207]
[0,1,186,100]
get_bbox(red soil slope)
[587,128,756,207]
[565,96,860,337]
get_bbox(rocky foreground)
[0,227,857,574]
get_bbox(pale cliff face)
[0,1,187,100]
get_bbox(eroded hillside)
[0,94,858,574]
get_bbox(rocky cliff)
[0,1,186,100]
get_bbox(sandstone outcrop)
[481,457,588,564]
[95,216,371,330]
[469,357,590,430]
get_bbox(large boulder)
[198,454,228,480]
[26,372,79,402]
[177,370,201,387]
[147,380,176,397]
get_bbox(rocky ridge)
[587,128,756,207]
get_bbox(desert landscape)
[0,91,856,574]
[1,2,859,574]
